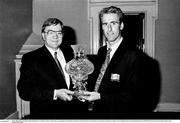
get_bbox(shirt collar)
[107,37,123,52]
[45,45,60,58]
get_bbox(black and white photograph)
[0,0,180,122]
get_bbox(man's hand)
[80,91,100,102]
[55,89,74,101]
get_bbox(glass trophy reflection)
[65,46,94,101]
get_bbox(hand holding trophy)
[65,46,94,102]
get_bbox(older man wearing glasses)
[17,18,88,119]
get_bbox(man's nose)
[54,32,59,38]
[107,24,112,31]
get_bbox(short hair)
[99,6,124,23]
[41,18,64,33]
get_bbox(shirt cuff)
[53,89,57,100]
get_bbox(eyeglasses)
[45,30,63,36]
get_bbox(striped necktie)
[94,48,112,91]
[88,48,112,111]
[54,52,65,78]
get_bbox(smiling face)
[42,24,63,50]
[102,13,123,45]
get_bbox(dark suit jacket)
[87,40,161,119]
[17,45,88,119]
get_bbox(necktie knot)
[107,48,112,53]
[106,48,111,63]
[54,52,58,58]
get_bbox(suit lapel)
[107,40,128,72]
[42,46,68,87]
[98,40,128,91]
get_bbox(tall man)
[17,18,87,119]
[82,6,160,118]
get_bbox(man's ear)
[42,33,45,41]
[120,22,124,30]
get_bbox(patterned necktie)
[88,48,112,111]
[94,48,112,92]
[54,52,65,79]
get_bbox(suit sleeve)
[17,54,54,102]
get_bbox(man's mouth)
[51,40,58,42]
[107,32,114,36]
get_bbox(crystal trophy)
[65,46,94,101]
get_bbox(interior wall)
[0,0,32,119]
[30,0,90,54]
[156,0,180,103]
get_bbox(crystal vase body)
[65,47,94,101]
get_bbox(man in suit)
[82,6,160,118]
[17,18,88,119]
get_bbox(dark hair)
[99,6,124,23]
[41,18,64,33]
